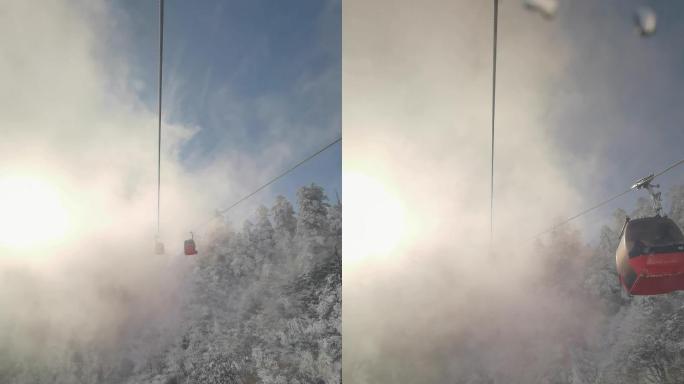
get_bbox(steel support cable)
[490,0,499,244]
[489,0,499,253]
[655,158,684,178]
[535,157,684,238]
[192,136,342,232]
[156,0,164,237]
[534,188,632,239]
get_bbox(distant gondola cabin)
[155,241,165,255]
[184,238,198,256]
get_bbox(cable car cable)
[534,156,684,238]
[490,0,499,244]
[192,136,341,232]
[655,158,684,178]
[535,188,632,239]
[192,136,342,232]
[156,0,164,238]
[217,136,341,216]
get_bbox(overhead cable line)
[156,0,165,238]
[534,188,632,239]
[490,0,499,244]
[655,158,684,178]
[535,157,684,238]
[193,136,342,231]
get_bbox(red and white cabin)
[616,216,684,295]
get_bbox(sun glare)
[0,176,70,251]
[344,172,405,265]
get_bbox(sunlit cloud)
[0,0,339,372]
[341,0,608,381]
[344,171,405,265]
[0,175,70,251]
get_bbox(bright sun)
[344,172,406,265]
[0,176,70,251]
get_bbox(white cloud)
[342,0,596,381]
[0,0,276,359]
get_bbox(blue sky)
[341,0,684,259]
[110,0,341,220]
[99,0,684,239]
[507,1,684,238]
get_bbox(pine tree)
[295,184,330,241]
[254,205,276,267]
[294,184,333,272]
[271,196,297,240]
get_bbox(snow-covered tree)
[295,184,330,240]
[272,195,297,240]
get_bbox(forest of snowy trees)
[534,185,684,384]
[486,185,684,384]
[172,184,342,384]
[0,184,341,384]
[343,185,684,384]
[5,182,684,384]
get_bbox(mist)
[0,0,199,369]
[342,0,681,382]
[0,0,339,379]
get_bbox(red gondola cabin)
[616,216,684,295]
[184,233,198,256]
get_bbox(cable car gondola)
[155,238,165,255]
[184,232,198,256]
[616,175,684,295]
